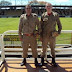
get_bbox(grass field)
[0,17,72,34]
[0,18,19,34]
[0,17,72,44]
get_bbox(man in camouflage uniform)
[18,5,41,67]
[40,3,62,67]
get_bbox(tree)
[0,1,12,6]
[29,0,47,5]
[38,1,47,5]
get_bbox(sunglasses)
[46,6,52,8]
[26,8,31,9]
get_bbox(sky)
[0,0,72,5]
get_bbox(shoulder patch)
[52,12,58,17]
[34,14,37,17]
[53,11,58,16]
[20,14,25,18]
[42,12,46,16]
[34,14,37,16]
[32,13,38,17]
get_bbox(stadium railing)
[0,34,5,67]
[0,30,72,66]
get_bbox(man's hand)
[52,31,59,37]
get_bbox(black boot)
[20,58,26,66]
[41,57,44,66]
[34,58,38,67]
[52,58,57,67]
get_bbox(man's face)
[25,5,32,15]
[45,3,52,12]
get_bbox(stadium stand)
[0,5,72,17]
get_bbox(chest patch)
[43,18,48,21]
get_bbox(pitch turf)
[0,17,72,44]
[0,17,72,34]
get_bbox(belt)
[24,33,33,36]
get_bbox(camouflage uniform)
[40,11,62,58]
[18,13,40,58]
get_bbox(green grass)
[60,18,72,30]
[0,17,72,34]
[0,17,72,44]
[56,33,71,44]
[0,18,19,34]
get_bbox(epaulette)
[52,11,58,16]
[20,14,25,18]
[42,12,46,17]
[32,13,38,17]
